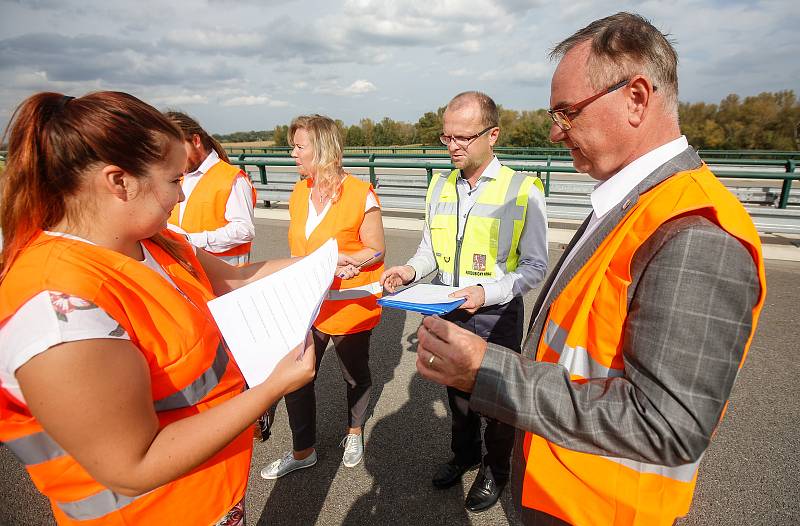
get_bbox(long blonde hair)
[288,114,345,202]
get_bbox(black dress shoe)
[465,471,505,512]
[432,459,480,489]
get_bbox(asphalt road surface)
[1,219,797,525]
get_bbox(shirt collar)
[590,136,688,219]
[457,156,502,185]
[187,149,220,178]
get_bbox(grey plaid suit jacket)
[469,147,762,524]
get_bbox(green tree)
[359,118,375,146]
[413,108,445,145]
[345,125,365,146]
[273,125,289,147]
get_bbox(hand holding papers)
[378,283,466,316]
[207,238,338,387]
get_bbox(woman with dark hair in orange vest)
[0,91,318,525]
[261,114,385,479]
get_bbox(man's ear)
[100,165,133,200]
[488,126,500,147]
[627,75,653,127]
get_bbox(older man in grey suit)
[415,12,766,526]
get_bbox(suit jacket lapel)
[523,147,703,356]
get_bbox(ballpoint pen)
[338,251,383,278]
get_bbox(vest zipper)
[453,179,477,288]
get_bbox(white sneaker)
[340,433,364,468]
[260,450,317,480]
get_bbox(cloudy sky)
[1,0,798,134]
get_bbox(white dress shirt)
[305,175,380,238]
[177,150,255,259]
[553,136,689,285]
[406,156,549,306]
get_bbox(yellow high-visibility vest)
[425,166,543,286]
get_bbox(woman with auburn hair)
[261,114,385,478]
[0,91,317,526]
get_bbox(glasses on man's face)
[439,125,495,149]
[548,79,631,132]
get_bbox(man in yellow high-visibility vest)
[381,91,548,513]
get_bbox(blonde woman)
[261,115,385,478]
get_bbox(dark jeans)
[284,327,372,451]
[443,295,524,484]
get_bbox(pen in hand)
[356,251,383,269]
[338,251,383,278]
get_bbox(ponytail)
[0,91,199,282]
[164,111,229,162]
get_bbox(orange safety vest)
[169,160,257,257]
[288,175,384,335]
[522,165,766,525]
[0,230,252,525]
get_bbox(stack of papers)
[207,238,338,387]
[378,283,465,315]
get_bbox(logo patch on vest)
[472,254,486,272]
[443,256,451,263]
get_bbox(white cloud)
[221,95,289,107]
[151,93,210,106]
[343,80,377,95]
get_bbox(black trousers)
[284,327,372,451]
[442,295,524,484]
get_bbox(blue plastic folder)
[378,283,466,316]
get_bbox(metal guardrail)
[235,153,797,206]
[225,145,800,161]
[230,157,800,235]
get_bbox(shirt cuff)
[188,231,208,249]
[406,260,430,283]
[478,280,505,307]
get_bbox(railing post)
[778,160,796,209]
[259,164,271,208]
[426,164,433,186]
[545,155,552,196]
[368,154,377,187]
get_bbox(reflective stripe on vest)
[327,281,382,301]
[57,490,142,521]
[426,167,542,283]
[4,430,66,465]
[602,454,702,483]
[543,320,624,379]
[153,341,229,411]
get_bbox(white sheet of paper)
[384,283,462,304]
[207,238,338,387]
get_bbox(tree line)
[218,90,800,151]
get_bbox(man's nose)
[549,122,566,143]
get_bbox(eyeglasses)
[548,79,631,131]
[439,125,495,149]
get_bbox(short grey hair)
[550,12,679,116]
[445,91,499,128]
